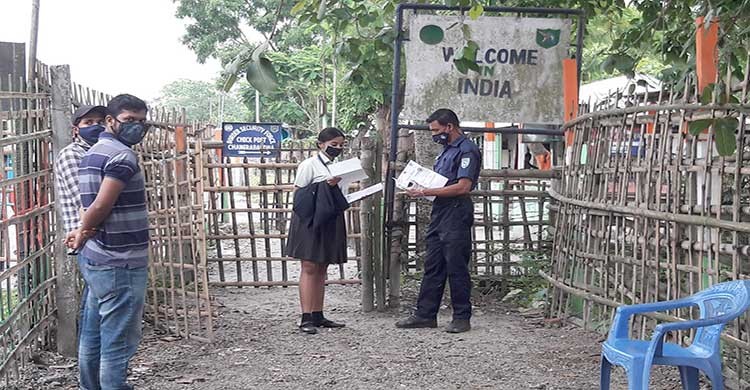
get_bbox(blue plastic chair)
[600,280,750,390]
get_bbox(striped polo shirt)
[78,132,149,268]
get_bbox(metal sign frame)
[383,3,585,280]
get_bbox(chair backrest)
[691,280,750,350]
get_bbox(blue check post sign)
[222,122,283,158]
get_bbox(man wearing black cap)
[53,105,106,345]
[55,105,107,236]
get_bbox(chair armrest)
[617,298,696,317]
[647,315,733,357]
[608,298,696,341]
[656,315,731,333]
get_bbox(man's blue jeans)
[77,255,148,390]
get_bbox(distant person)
[53,104,106,343]
[395,108,481,333]
[66,94,151,390]
[286,127,349,334]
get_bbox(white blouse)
[294,152,333,188]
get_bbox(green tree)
[582,8,667,82]
[154,79,250,124]
[174,0,382,134]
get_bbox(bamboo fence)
[547,59,750,387]
[0,60,56,384]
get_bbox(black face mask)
[432,133,449,145]
[325,145,342,158]
[78,124,105,145]
[114,120,151,147]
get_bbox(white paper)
[328,158,368,197]
[329,158,368,183]
[345,183,383,204]
[395,160,448,201]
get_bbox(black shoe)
[395,315,437,329]
[299,321,317,334]
[445,319,471,333]
[317,318,345,328]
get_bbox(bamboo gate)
[202,128,555,312]
[547,58,750,386]
[199,138,366,289]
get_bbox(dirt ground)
[14,282,693,390]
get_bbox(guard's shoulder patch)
[460,157,471,169]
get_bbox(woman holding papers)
[287,127,349,334]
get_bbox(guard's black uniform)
[415,134,481,321]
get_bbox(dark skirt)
[286,212,348,264]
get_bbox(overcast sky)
[0,0,226,100]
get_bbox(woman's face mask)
[325,145,343,158]
[320,136,345,159]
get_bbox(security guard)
[395,108,481,333]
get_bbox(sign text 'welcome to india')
[402,15,571,124]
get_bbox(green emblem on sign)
[536,29,561,49]
[420,25,444,45]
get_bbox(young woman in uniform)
[287,127,348,334]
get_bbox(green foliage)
[154,79,250,124]
[686,85,739,156]
[246,57,280,93]
[508,251,550,306]
[0,290,19,321]
[234,46,379,132]
[176,0,749,155]
[714,117,738,156]
[175,0,382,132]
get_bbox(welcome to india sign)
[402,14,571,124]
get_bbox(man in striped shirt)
[66,94,151,390]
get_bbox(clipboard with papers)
[394,160,448,201]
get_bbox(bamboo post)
[50,65,77,356]
[373,137,386,311]
[388,127,411,308]
[27,0,40,82]
[359,137,375,312]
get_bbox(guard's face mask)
[432,132,449,145]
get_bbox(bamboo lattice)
[548,59,750,387]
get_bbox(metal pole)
[255,90,260,122]
[332,66,337,127]
[576,14,586,89]
[28,0,40,82]
[383,4,405,296]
